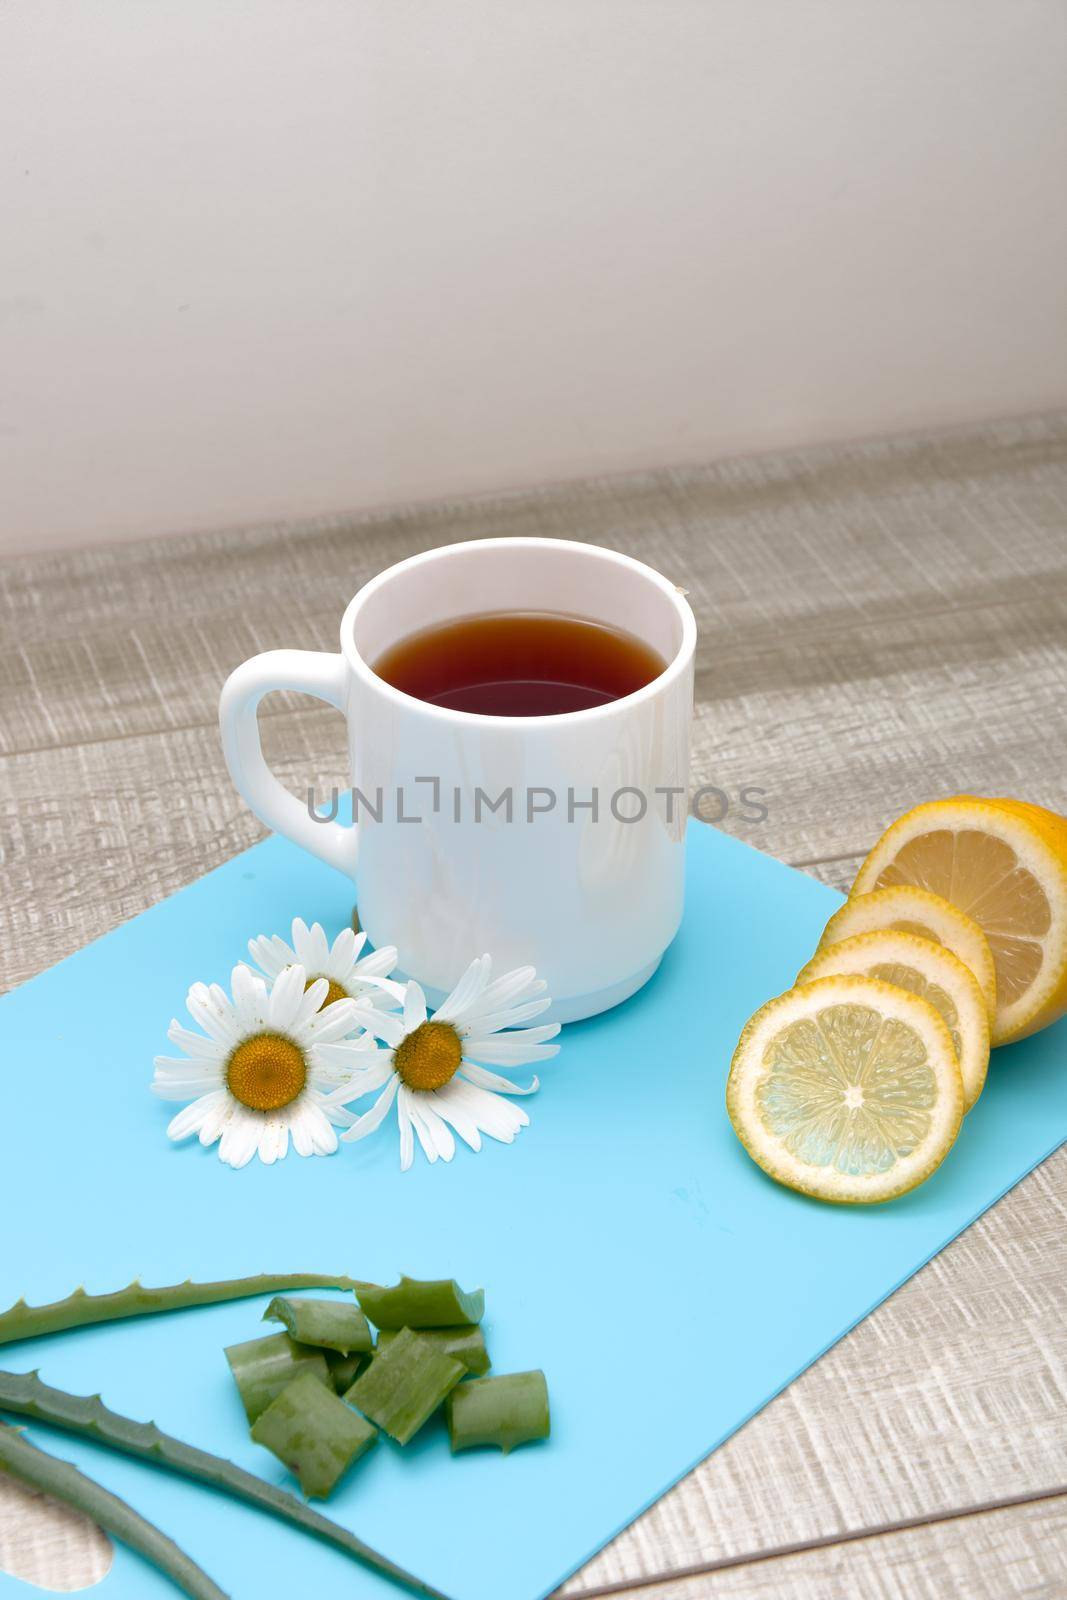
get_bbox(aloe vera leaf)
[346,1328,464,1445]
[263,1296,372,1354]
[0,1274,361,1348]
[376,1326,490,1376]
[355,1277,484,1330]
[0,1420,226,1600]
[0,1369,448,1600]
[445,1371,550,1454]
[251,1370,376,1499]
[225,1332,331,1424]
[324,1349,367,1393]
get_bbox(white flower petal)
[303,920,331,971]
[403,983,427,1032]
[451,967,548,1029]
[353,974,406,1008]
[478,966,543,1010]
[327,926,358,975]
[302,1092,343,1150]
[397,1089,414,1171]
[350,1003,407,1049]
[302,998,363,1043]
[354,944,397,979]
[152,1054,224,1077]
[293,978,330,1030]
[151,1071,223,1101]
[461,1033,560,1067]
[199,1095,237,1146]
[258,1122,278,1165]
[456,998,552,1036]
[166,1091,226,1142]
[310,1037,384,1074]
[165,1023,226,1062]
[459,1060,540,1096]
[246,933,295,981]
[219,1108,262,1169]
[339,1074,399,1143]
[425,1085,483,1152]
[322,1100,356,1129]
[185,984,240,1046]
[259,1119,289,1165]
[409,1093,456,1162]
[268,963,307,1031]
[231,964,269,1031]
[444,1077,529,1141]
[317,1053,396,1102]
[400,1087,439,1164]
[432,955,491,1024]
[289,1103,315,1158]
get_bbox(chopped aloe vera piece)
[226,1331,330,1423]
[376,1325,490,1376]
[325,1348,367,1393]
[251,1370,376,1499]
[355,1276,484,1330]
[264,1296,373,1354]
[446,1371,550,1454]
[346,1328,464,1445]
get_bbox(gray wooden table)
[2,412,1066,1598]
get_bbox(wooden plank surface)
[576,1495,1067,1599]
[1,410,1066,1597]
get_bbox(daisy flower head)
[247,918,404,1014]
[152,963,382,1168]
[332,956,561,1171]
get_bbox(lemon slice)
[852,797,1067,1045]
[798,930,990,1110]
[818,884,996,1026]
[727,975,963,1203]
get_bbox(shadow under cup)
[344,538,697,1022]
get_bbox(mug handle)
[219,649,358,878]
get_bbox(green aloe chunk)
[376,1325,490,1376]
[251,1370,376,1499]
[355,1276,484,1330]
[0,1420,225,1600]
[446,1371,550,1454]
[346,1328,464,1445]
[0,1274,360,1347]
[263,1296,372,1354]
[0,1368,446,1599]
[226,1331,330,1423]
[325,1349,367,1393]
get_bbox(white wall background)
[3,1,1066,556]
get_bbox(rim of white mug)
[339,537,696,728]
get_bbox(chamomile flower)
[247,918,404,1014]
[152,963,379,1168]
[329,956,561,1170]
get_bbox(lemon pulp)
[873,828,1049,1007]
[757,1003,936,1177]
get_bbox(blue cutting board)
[1,821,1065,1600]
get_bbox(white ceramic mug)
[219,537,695,1021]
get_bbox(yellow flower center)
[226,1033,308,1112]
[306,975,348,1009]
[394,1022,463,1091]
